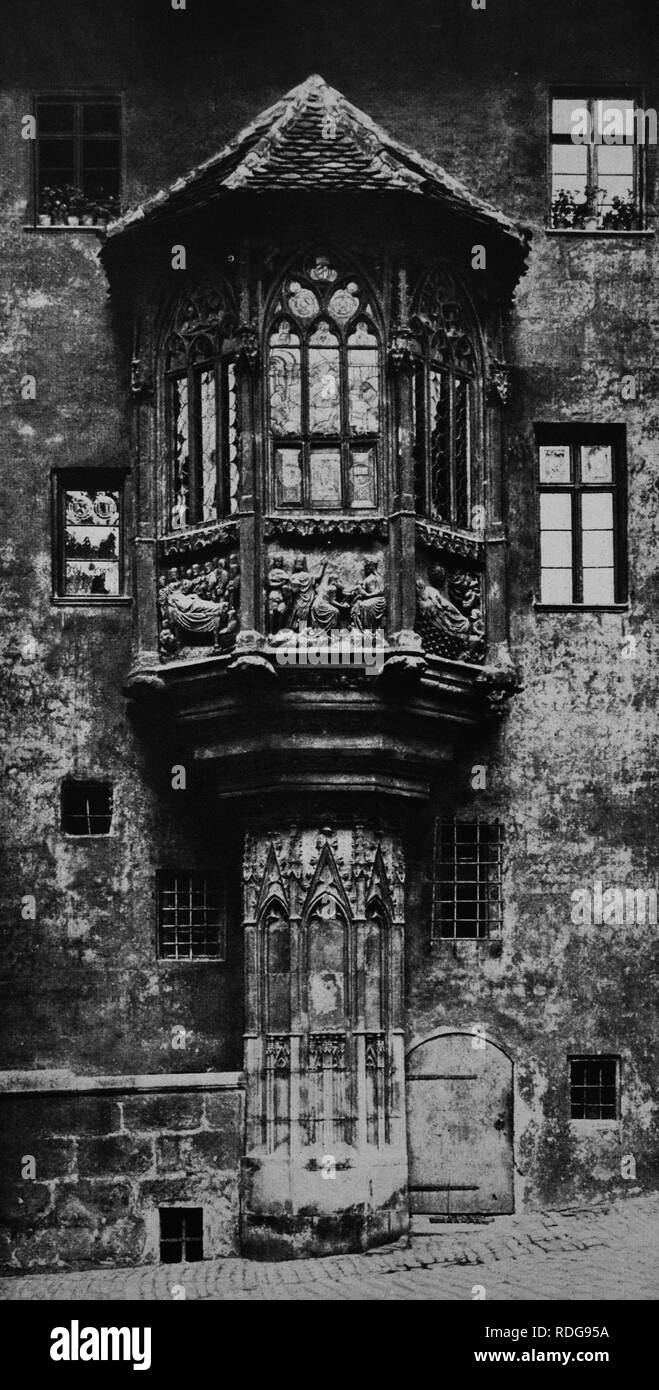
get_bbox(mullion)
[217,359,227,518]
[188,365,202,524]
[572,444,582,602]
[340,325,349,509]
[450,375,456,522]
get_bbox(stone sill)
[51,596,132,608]
[0,1069,244,1095]
[23,224,107,235]
[569,1119,621,1131]
[534,603,629,613]
[545,228,654,238]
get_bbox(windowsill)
[534,603,629,613]
[52,596,132,607]
[430,937,502,948]
[23,224,108,234]
[545,228,654,238]
[157,958,226,966]
[569,1118,620,1130]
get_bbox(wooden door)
[406,1032,513,1215]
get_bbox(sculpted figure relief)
[266,555,387,641]
[415,563,485,662]
[158,550,240,657]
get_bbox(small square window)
[431,820,504,941]
[569,1056,619,1119]
[157,873,227,961]
[159,1208,204,1263]
[34,95,122,227]
[61,780,113,836]
[53,470,127,602]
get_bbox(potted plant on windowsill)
[38,187,54,225]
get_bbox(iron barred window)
[34,95,122,226]
[432,820,504,940]
[536,426,626,607]
[569,1056,619,1119]
[550,92,644,232]
[61,780,113,836]
[159,1208,203,1262]
[157,872,227,960]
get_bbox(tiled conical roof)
[106,74,525,245]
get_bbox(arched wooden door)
[406,1032,514,1215]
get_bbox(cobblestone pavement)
[1,1196,657,1301]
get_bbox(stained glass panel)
[348,324,379,435]
[269,324,302,435]
[308,324,340,434]
[286,281,320,318]
[226,362,239,514]
[199,368,217,522]
[172,374,190,529]
[539,445,571,484]
[454,376,471,527]
[309,448,342,506]
[349,448,376,509]
[329,282,360,321]
[275,448,303,506]
[64,488,120,597]
[429,368,450,521]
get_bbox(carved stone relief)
[415,556,486,663]
[264,547,387,642]
[157,546,240,659]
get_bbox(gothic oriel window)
[165,287,239,530]
[412,271,477,529]
[267,254,381,511]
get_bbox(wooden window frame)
[51,467,130,606]
[535,425,628,610]
[61,779,114,837]
[32,91,124,227]
[548,86,646,233]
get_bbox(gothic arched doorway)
[406,1031,514,1216]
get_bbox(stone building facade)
[1,0,658,1269]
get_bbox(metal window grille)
[158,873,226,960]
[569,1056,618,1119]
[159,1208,203,1263]
[432,820,503,940]
[61,780,113,836]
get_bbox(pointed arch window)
[267,255,381,512]
[165,287,239,531]
[412,271,478,530]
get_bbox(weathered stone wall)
[0,0,657,1244]
[0,1080,244,1270]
